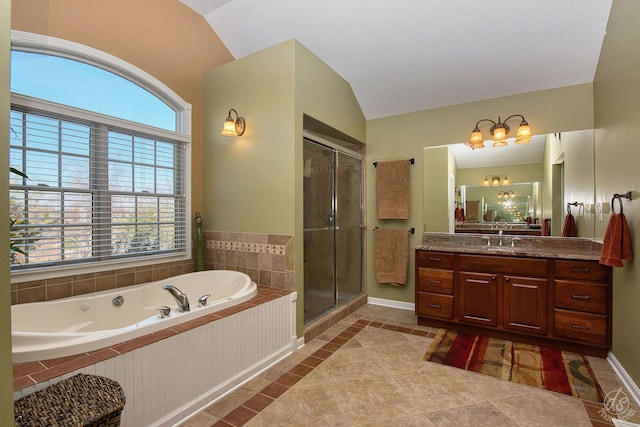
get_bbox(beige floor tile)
[330,376,420,425]
[203,386,256,418]
[251,383,349,427]
[179,409,219,427]
[423,401,520,426]
[492,388,593,426]
[180,304,622,427]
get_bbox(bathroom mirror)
[423,129,596,238]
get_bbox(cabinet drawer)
[416,251,454,269]
[458,254,547,276]
[417,268,454,294]
[554,280,609,314]
[553,309,608,346]
[555,260,609,282]
[417,292,454,320]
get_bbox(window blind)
[9,105,187,269]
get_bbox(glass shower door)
[303,140,336,321]
[303,139,363,323]
[335,152,363,303]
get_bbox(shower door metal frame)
[303,137,364,323]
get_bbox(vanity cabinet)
[553,260,611,347]
[415,249,612,356]
[415,251,454,320]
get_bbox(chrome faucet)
[163,284,190,312]
[498,229,504,246]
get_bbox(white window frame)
[10,31,192,283]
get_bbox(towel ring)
[611,195,624,214]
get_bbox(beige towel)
[374,229,409,286]
[376,160,410,219]
[465,200,479,221]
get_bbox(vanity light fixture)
[221,109,245,137]
[468,114,531,148]
[497,191,516,199]
[483,174,509,186]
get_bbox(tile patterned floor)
[179,304,640,427]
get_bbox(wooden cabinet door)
[503,275,548,335]
[458,272,498,327]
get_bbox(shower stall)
[303,138,363,323]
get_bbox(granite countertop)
[416,232,603,261]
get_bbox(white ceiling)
[181,0,612,121]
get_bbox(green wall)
[593,0,640,385]
[203,40,365,336]
[366,83,595,304]
[1,0,14,422]
[423,146,451,232]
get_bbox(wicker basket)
[14,374,126,427]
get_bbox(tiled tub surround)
[12,259,195,305]
[13,287,297,427]
[11,232,295,305]
[205,232,295,291]
[420,232,603,260]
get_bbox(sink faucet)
[498,229,504,246]
[163,284,190,312]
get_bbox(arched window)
[9,31,192,274]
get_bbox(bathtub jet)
[11,270,257,363]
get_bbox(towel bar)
[373,158,414,167]
[374,226,415,234]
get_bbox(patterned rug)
[423,329,605,403]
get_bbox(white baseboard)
[367,296,415,312]
[608,351,640,407]
[296,336,305,350]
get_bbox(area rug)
[423,329,605,403]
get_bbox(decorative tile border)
[204,232,294,291]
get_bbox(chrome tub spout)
[162,284,190,312]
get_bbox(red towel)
[600,213,633,267]
[562,213,577,237]
[541,218,551,236]
[455,206,461,221]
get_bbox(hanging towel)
[600,213,633,267]
[376,160,410,219]
[562,213,578,237]
[465,200,479,222]
[541,218,551,236]
[374,229,409,286]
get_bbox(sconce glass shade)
[502,176,509,185]
[483,176,491,186]
[492,176,500,186]
[469,128,485,148]
[515,120,532,144]
[221,109,245,137]
[492,125,507,141]
[221,117,238,136]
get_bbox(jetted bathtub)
[12,270,258,363]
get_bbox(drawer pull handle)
[429,257,442,262]
[571,294,591,300]
[428,279,441,284]
[571,267,590,273]
[571,323,590,331]
[428,303,442,309]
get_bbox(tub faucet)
[163,284,190,312]
[498,229,504,246]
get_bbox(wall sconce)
[468,114,531,148]
[221,109,245,137]
[483,174,509,186]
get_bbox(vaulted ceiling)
[181,0,612,120]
